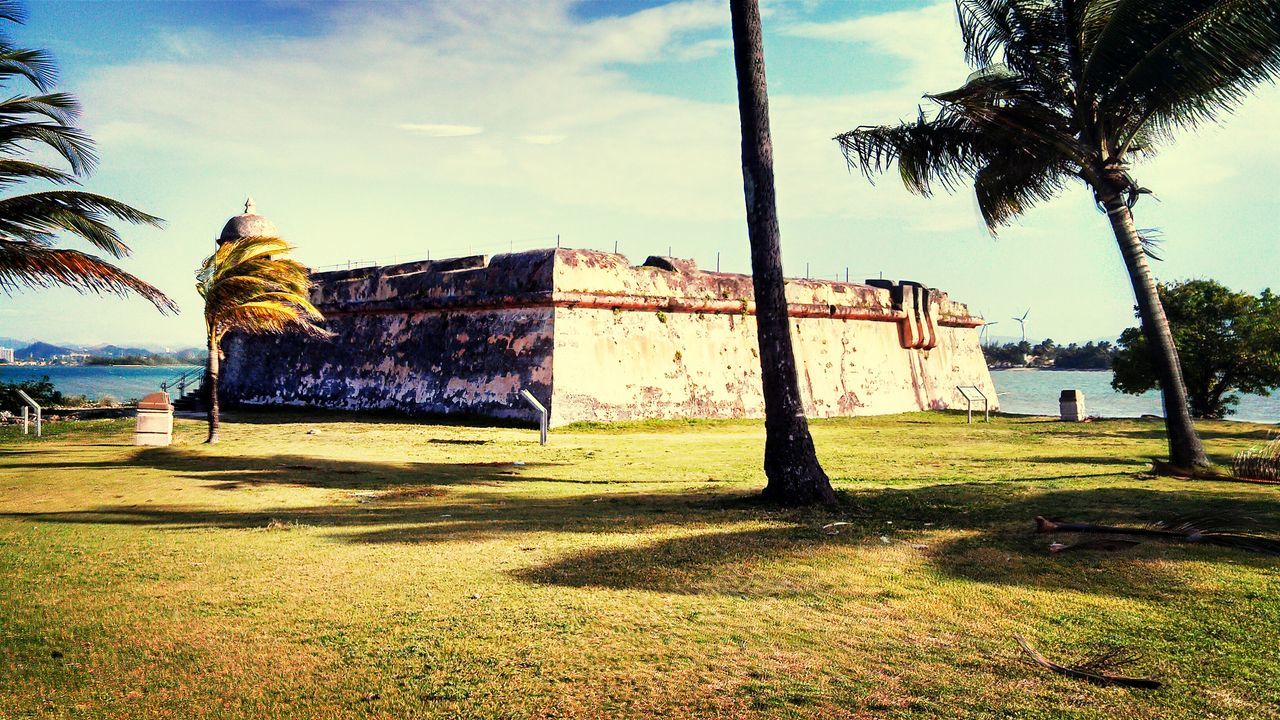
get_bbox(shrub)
[0,376,65,409]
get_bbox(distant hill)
[92,344,154,358]
[17,341,75,360]
[6,338,206,364]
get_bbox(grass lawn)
[1,411,1278,719]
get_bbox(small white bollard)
[1059,389,1086,422]
[135,391,174,446]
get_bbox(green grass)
[1,411,1277,719]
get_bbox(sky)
[1,0,1276,349]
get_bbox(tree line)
[84,353,195,367]
[983,339,1117,370]
[986,280,1280,421]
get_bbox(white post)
[16,389,41,437]
[519,390,548,446]
[21,406,28,435]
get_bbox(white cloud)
[782,3,966,92]
[521,134,567,145]
[397,123,485,137]
[674,37,732,61]
[26,0,1274,346]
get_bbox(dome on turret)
[217,197,278,245]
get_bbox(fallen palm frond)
[1035,515,1280,555]
[1013,634,1161,689]
[1047,538,1141,554]
[1233,437,1280,484]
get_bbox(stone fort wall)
[220,248,997,425]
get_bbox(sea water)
[3,364,1276,423]
[991,369,1278,423]
[0,365,201,403]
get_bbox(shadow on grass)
[5,446,1279,602]
[219,406,536,429]
[1023,455,1149,466]
[517,484,1280,600]
[1115,425,1278,442]
[20,446,571,491]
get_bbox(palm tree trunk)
[1103,198,1208,469]
[730,0,835,506]
[205,332,220,444]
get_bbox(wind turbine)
[980,319,1000,344]
[1012,309,1030,343]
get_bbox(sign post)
[16,390,41,437]
[519,390,548,446]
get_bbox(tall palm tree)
[731,0,836,505]
[196,236,327,443]
[0,2,173,312]
[838,0,1280,470]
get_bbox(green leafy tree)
[1056,341,1115,369]
[1113,280,1280,419]
[0,1,174,312]
[197,236,327,443]
[1031,338,1058,366]
[836,1,1280,469]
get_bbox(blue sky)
[2,0,1277,348]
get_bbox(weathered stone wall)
[219,252,556,421]
[220,247,997,425]
[547,249,995,424]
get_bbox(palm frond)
[1136,227,1164,261]
[0,239,177,313]
[1079,0,1150,82]
[0,159,76,187]
[0,8,171,317]
[925,70,1084,164]
[221,301,330,338]
[841,0,1280,245]
[0,121,96,174]
[249,290,324,321]
[0,91,81,125]
[1105,0,1280,148]
[973,154,1069,229]
[0,0,27,23]
[211,235,292,270]
[0,191,163,257]
[836,110,989,196]
[0,46,57,92]
[956,0,1018,67]
[838,61,1082,228]
[199,236,331,346]
[1075,647,1143,675]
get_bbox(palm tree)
[837,0,1280,470]
[731,0,836,505]
[196,236,327,443]
[0,2,173,312]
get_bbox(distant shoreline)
[989,367,1110,372]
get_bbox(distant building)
[0,347,13,363]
